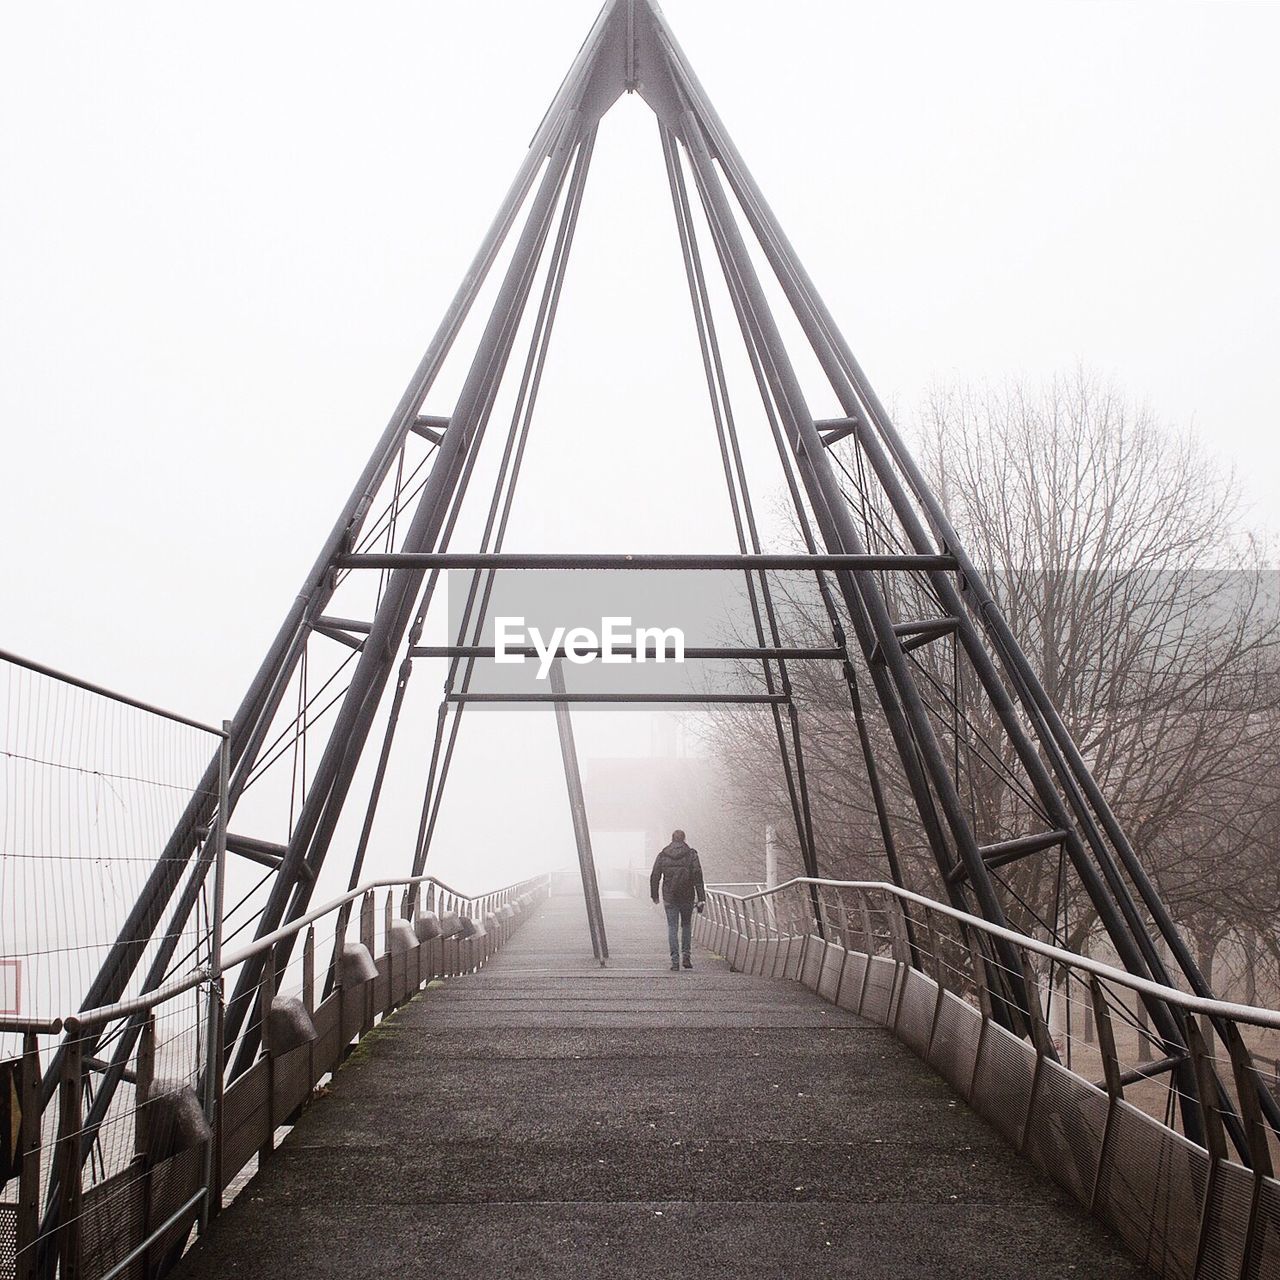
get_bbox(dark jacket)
[650,841,705,907]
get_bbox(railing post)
[384,890,397,1013]
[135,1014,156,1156]
[832,891,852,1007]
[1187,1020,1230,1280]
[201,718,230,1232]
[135,1015,156,1276]
[1226,1033,1275,1178]
[1018,949,1054,1153]
[964,933,993,1104]
[258,948,276,1164]
[55,1035,84,1280]
[15,1031,41,1280]
[302,924,317,1119]
[921,907,941,982]
[772,890,790,979]
[923,908,949,1055]
[1087,975,1122,1215]
[886,895,912,1031]
[360,890,376,954]
[302,926,315,1015]
[1222,1026,1274,1272]
[1136,999,1153,1063]
[360,891,376,1030]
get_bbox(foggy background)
[2,0,1278,896]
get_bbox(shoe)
[670,959,680,971]
[682,955,693,969]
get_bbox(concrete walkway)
[176,892,1150,1279]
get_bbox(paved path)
[176,892,1150,1279]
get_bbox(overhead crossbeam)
[446,692,789,704]
[338,551,955,571]
[412,644,845,660]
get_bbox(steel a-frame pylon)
[60,0,1271,1165]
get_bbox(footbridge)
[3,1,1277,1278]
[173,885,1156,1280]
[9,867,1277,1279]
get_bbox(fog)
[2,0,1277,898]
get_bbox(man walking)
[650,829,706,971]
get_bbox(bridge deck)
[176,893,1150,1279]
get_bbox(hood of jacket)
[661,841,694,862]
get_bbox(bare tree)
[709,371,1280,976]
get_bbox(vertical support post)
[15,1032,41,1280]
[56,1036,83,1280]
[201,719,230,1231]
[549,660,609,963]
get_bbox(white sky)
[2,0,1278,889]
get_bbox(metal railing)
[698,877,1280,1280]
[0,870,550,1280]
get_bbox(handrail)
[708,877,1280,1033]
[0,646,227,738]
[14,871,549,1035]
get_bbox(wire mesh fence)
[0,652,226,1280]
[0,648,553,1280]
[0,655,220,1043]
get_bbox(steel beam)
[549,661,609,962]
[412,644,845,660]
[446,692,789,704]
[676,106,1035,1029]
[338,551,954,571]
[223,121,587,1078]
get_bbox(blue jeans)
[665,903,693,960]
